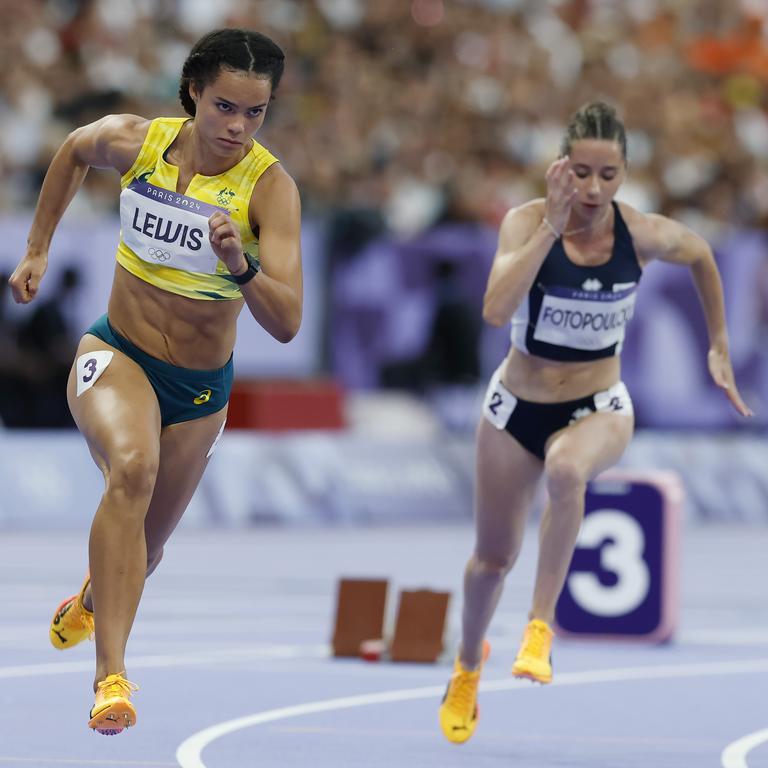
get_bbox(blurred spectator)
[16,265,82,427]
[423,259,481,388]
[0,272,29,427]
[378,256,481,394]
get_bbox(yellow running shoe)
[49,574,94,650]
[88,673,138,736]
[511,619,554,684]
[438,640,490,744]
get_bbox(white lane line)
[177,685,448,768]
[0,644,328,679]
[177,657,768,768]
[721,728,768,768]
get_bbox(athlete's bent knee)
[544,454,586,499]
[471,552,515,579]
[104,448,159,506]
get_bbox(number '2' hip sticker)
[76,351,114,397]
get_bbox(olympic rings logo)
[147,247,171,262]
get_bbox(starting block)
[331,578,450,662]
[555,469,683,643]
[331,578,389,657]
[390,589,450,663]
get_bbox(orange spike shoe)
[88,673,139,736]
[511,619,554,684]
[438,639,491,744]
[49,574,94,650]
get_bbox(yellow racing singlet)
[116,117,278,300]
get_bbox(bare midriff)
[106,265,242,369]
[501,346,620,403]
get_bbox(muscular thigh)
[67,334,161,471]
[145,407,228,546]
[475,417,544,561]
[545,410,634,480]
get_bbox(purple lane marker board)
[555,471,683,643]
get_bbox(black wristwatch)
[231,252,261,285]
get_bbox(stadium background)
[0,0,765,530]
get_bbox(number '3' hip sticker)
[76,351,115,397]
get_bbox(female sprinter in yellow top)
[9,28,302,735]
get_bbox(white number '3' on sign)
[567,509,650,617]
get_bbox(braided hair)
[178,28,285,116]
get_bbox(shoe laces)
[523,621,551,658]
[446,667,479,714]
[97,673,139,700]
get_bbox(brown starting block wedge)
[331,578,389,657]
[390,589,450,663]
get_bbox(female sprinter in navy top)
[439,101,752,744]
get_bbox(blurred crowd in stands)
[1,0,767,427]
[2,0,768,233]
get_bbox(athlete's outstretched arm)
[208,163,303,342]
[483,158,576,326]
[641,213,753,417]
[9,114,147,304]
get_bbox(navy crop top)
[509,202,642,361]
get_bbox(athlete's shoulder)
[95,114,152,141]
[249,162,300,224]
[69,114,151,172]
[503,198,545,221]
[251,161,299,200]
[614,200,647,228]
[497,198,546,248]
[499,198,545,229]
[616,201,697,264]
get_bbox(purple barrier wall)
[331,223,767,428]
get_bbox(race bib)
[482,367,517,429]
[594,381,634,417]
[533,284,637,351]
[120,180,226,274]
